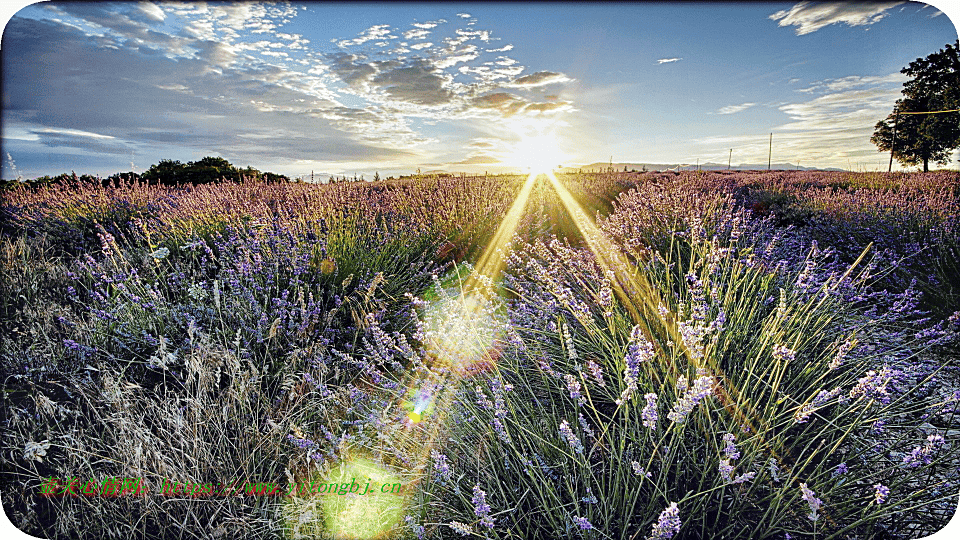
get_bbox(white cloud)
[136,2,165,22]
[34,127,115,139]
[769,2,903,35]
[716,102,755,114]
[457,13,471,18]
[507,71,573,88]
[404,28,431,40]
[337,24,396,47]
[798,73,907,93]
[657,57,681,64]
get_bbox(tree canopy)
[139,157,289,185]
[872,40,960,172]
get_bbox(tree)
[141,159,186,185]
[872,40,960,172]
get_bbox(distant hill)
[562,162,845,173]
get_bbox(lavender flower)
[833,462,848,477]
[631,461,652,478]
[717,433,754,484]
[874,484,889,504]
[722,433,740,460]
[667,375,715,425]
[472,484,494,527]
[578,413,595,440]
[565,373,586,405]
[598,283,614,318]
[432,449,452,482]
[903,433,945,467]
[647,502,681,540]
[773,344,795,363]
[586,359,605,387]
[404,515,425,539]
[448,521,473,536]
[829,339,854,370]
[563,322,579,361]
[574,515,593,531]
[559,419,584,454]
[617,328,655,404]
[641,393,658,429]
[799,483,822,522]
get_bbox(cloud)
[507,71,572,87]
[716,103,756,114]
[798,73,907,93]
[136,2,166,23]
[3,6,575,176]
[472,92,529,116]
[371,61,454,105]
[657,58,681,64]
[457,13,472,18]
[769,2,903,35]
[404,28,431,40]
[336,24,395,47]
[325,52,378,88]
[453,154,500,164]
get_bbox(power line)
[893,108,960,115]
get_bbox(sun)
[507,132,566,174]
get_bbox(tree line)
[1,156,290,189]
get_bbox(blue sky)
[1,1,958,179]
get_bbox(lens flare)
[317,458,407,539]
[402,384,436,424]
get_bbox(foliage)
[872,40,960,172]
[138,156,289,185]
[1,171,958,539]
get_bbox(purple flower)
[829,339,854,370]
[565,374,586,405]
[574,515,593,530]
[617,329,654,404]
[641,393,658,429]
[472,484,494,526]
[773,344,795,363]
[586,359,605,387]
[833,462,848,477]
[874,484,889,504]
[631,461,652,478]
[559,420,584,454]
[903,433,945,467]
[722,433,740,460]
[432,449,452,482]
[648,502,681,540]
[799,483,822,522]
[667,375,715,425]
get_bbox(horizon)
[1,1,959,180]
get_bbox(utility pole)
[888,110,899,173]
[728,149,732,170]
[768,133,772,170]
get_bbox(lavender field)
[2,170,959,539]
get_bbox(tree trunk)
[924,157,929,172]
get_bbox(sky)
[1,1,958,180]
